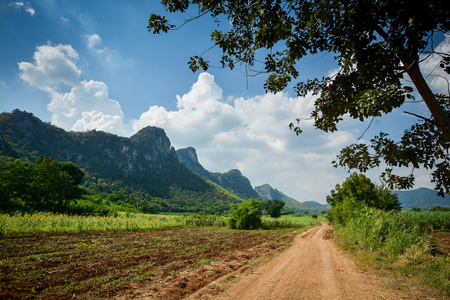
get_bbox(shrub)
[227,199,263,229]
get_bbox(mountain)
[255,184,330,213]
[0,110,243,213]
[394,187,450,210]
[176,147,260,200]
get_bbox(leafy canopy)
[148,0,450,196]
[227,198,264,229]
[264,199,285,218]
[326,172,402,224]
[0,156,85,212]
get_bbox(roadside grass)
[333,209,450,298]
[0,226,313,299]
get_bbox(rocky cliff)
[0,110,209,197]
[176,147,260,200]
[255,184,330,213]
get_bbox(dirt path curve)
[209,223,404,300]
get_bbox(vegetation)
[0,110,245,214]
[148,0,450,196]
[0,211,318,236]
[264,199,285,218]
[335,209,450,296]
[227,198,264,229]
[325,173,450,296]
[326,173,401,224]
[0,156,84,212]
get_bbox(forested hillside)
[0,110,243,214]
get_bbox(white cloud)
[132,72,357,202]
[85,34,112,62]
[86,34,102,50]
[60,16,69,23]
[18,44,80,91]
[25,7,35,15]
[48,80,128,135]
[9,2,35,15]
[19,43,129,136]
[420,34,450,95]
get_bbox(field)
[0,213,317,299]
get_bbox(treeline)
[0,155,246,216]
[0,156,84,212]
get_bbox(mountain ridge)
[0,110,243,213]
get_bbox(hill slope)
[0,110,242,213]
[176,147,260,200]
[394,187,450,210]
[255,184,330,213]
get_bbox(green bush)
[227,199,263,229]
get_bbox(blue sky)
[1,1,449,204]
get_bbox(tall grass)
[400,211,450,232]
[0,212,317,235]
[336,208,450,297]
[340,208,429,256]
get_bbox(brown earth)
[189,223,424,300]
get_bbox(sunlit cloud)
[18,43,128,136]
[18,44,80,92]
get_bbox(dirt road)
[202,223,406,300]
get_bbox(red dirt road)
[207,223,405,300]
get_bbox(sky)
[1,1,449,204]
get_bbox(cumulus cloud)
[18,44,80,91]
[48,80,128,135]
[19,43,128,135]
[9,2,35,15]
[132,72,357,202]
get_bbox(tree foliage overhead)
[148,0,450,196]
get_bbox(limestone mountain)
[0,110,242,213]
[176,147,260,200]
[255,184,330,213]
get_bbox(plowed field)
[0,227,306,299]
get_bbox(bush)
[227,199,263,229]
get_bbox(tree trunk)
[403,59,450,137]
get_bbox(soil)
[189,223,419,300]
[0,227,300,299]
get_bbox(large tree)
[148,0,450,195]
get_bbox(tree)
[148,0,450,196]
[264,199,285,218]
[227,198,263,229]
[327,172,402,211]
[0,156,85,212]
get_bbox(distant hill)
[176,147,260,200]
[255,184,330,213]
[394,187,450,210]
[0,110,243,213]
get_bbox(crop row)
[0,212,320,235]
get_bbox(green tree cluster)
[227,198,264,229]
[327,172,401,224]
[0,156,84,212]
[264,199,285,218]
[148,0,449,196]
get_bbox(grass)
[0,212,320,235]
[333,209,450,298]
